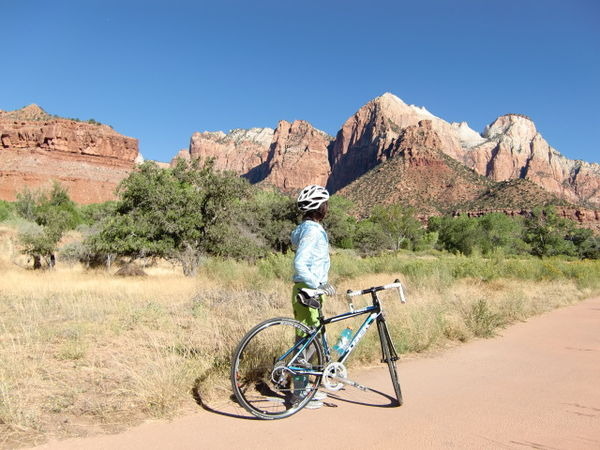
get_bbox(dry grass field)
[1,252,599,448]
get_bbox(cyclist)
[290,185,335,409]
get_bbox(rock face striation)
[0,104,138,203]
[187,127,274,182]
[185,92,599,209]
[458,114,600,207]
[262,120,332,191]
[327,93,465,192]
[337,120,494,217]
[183,120,333,192]
[327,94,599,207]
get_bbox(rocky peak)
[0,104,52,121]
[451,121,486,148]
[373,92,409,112]
[327,93,465,192]
[272,120,332,148]
[483,114,538,142]
[226,127,275,146]
[262,120,332,192]
[192,127,275,147]
[459,112,600,206]
[189,128,273,180]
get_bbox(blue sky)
[3,0,599,163]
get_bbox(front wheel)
[230,317,324,419]
[377,318,403,406]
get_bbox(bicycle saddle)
[296,288,322,309]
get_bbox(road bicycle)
[230,280,407,419]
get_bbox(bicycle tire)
[377,318,403,406]
[230,317,324,419]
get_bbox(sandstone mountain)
[0,104,138,203]
[186,127,274,181]
[458,114,600,207]
[327,93,600,208]
[337,120,494,217]
[176,120,333,192]
[1,96,598,232]
[181,93,599,212]
[327,93,467,192]
[262,120,332,190]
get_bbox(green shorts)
[291,282,322,330]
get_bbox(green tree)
[565,226,600,259]
[242,189,298,253]
[523,206,576,257]
[370,204,424,251]
[428,214,481,255]
[322,195,357,249]
[79,201,118,224]
[15,188,38,222]
[0,200,14,222]
[15,182,82,268]
[354,219,394,255]
[477,212,525,255]
[18,223,58,268]
[88,159,253,275]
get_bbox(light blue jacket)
[291,220,330,289]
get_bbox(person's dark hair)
[303,201,328,222]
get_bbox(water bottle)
[333,328,353,355]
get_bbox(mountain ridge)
[173,92,599,209]
[0,104,138,203]
[1,98,598,233]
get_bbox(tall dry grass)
[1,254,599,448]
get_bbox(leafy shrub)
[0,200,15,222]
[464,298,501,337]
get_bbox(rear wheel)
[230,317,324,419]
[377,318,403,406]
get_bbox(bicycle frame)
[230,279,405,419]
[287,289,388,376]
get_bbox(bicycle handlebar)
[346,279,407,303]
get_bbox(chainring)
[322,362,348,391]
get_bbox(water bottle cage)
[296,288,322,309]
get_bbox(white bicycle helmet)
[297,185,330,212]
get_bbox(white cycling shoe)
[304,399,324,409]
[312,390,327,401]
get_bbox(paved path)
[34,297,600,449]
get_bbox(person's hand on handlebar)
[319,282,336,296]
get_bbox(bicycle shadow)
[191,381,259,420]
[192,378,399,420]
[326,387,400,408]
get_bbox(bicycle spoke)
[231,318,324,419]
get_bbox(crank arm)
[332,376,369,392]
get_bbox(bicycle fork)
[377,315,399,364]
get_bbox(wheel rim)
[232,319,323,418]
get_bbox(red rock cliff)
[262,120,332,191]
[459,114,600,207]
[188,127,273,182]
[0,105,138,203]
[327,93,464,192]
[186,120,332,193]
